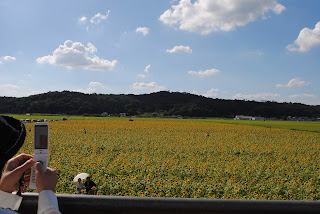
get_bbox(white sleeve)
[0,190,22,211]
[37,190,61,214]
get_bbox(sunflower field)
[19,119,320,200]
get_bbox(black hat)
[0,116,26,175]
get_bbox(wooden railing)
[19,193,320,214]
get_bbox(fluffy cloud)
[36,40,118,71]
[1,56,16,63]
[132,82,165,93]
[137,65,151,78]
[136,27,149,36]
[203,88,219,98]
[289,94,320,105]
[233,92,281,101]
[166,45,192,53]
[188,68,220,77]
[287,22,320,52]
[2,56,16,61]
[73,88,97,94]
[78,11,109,32]
[73,82,105,94]
[90,10,110,24]
[159,0,285,35]
[89,81,104,87]
[79,16,87,24]
[144,64,151,73]
[276,78,309,88]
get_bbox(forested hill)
[0,91,319,118]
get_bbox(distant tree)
[0,91,319,118]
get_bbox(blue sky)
[0,0,320,105]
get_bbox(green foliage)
[1,91,320,118]
[5,114,320,133]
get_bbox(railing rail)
[19,193,320,214]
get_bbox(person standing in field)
[84,177,96,194]
[76,178,85,194]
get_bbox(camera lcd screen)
[35,125,48,149]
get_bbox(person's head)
[78,178,82,183]
[0,116,26,175]
[86,177,91,181]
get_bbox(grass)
[203,119,320,133]
[3,114,320,133]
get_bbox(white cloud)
[287,22,320,52]
[144,64,151,73]
[233,92,281,101]
[136,27,149,36]
[137,65,151,78]
[73,82,105,94]
[203,88,219,98]
[276,78,309,88]
[132,82,166,93]
[79,16,87,24]
[3,56,16,61]
[89,81,104,87]
[73,88,97,94]
[0,84,45,97]
[188,68,220,77]
[0,84,20,97]
[90,10,110,24]
[289,94,320,105]
[166,45,192,53]
[0,84,19,90]
[27,90,44,96]
[159,0,285,35]
[36,40,118,71]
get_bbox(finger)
[6,154,33,170]
[24,174,31,185]
[13,159,34,177]
[24,168,31,176]
[35,162,44,176]
[46,168,58,177]
[46,167,56,172]
[11,154,33,163]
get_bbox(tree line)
[0,91,319,119]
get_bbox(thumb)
[14,159,34,176]
[35,162,44,175]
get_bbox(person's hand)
[0,154,34,193]
[35,162,58,192]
